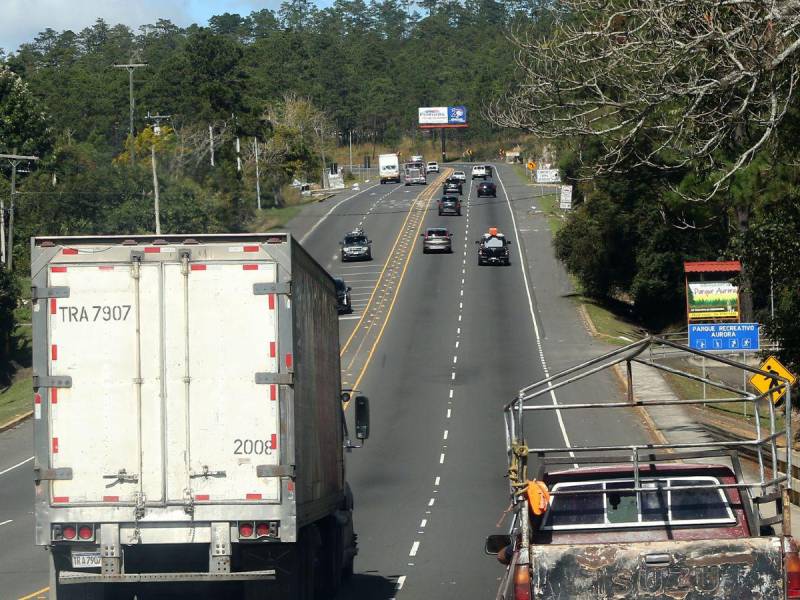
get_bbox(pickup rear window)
[543,476,735,530]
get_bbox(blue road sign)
[688,323,760,352]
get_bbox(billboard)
[535,169,561,183]
[687,282,739,320]
[418,106,468,128]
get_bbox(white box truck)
[30,233,370,599]
[378,153,400,184]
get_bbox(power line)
[113,63,147,166]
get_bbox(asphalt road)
[0,164,650,599]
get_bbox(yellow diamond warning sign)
[750,355,797,404]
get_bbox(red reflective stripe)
[270,434,278,450]
[51,345,58,361]
[53,496,69,503]
[190,264,207,271]
[268,294,275,310]
[269,342,276,358]
[52,437,59,454]
[243,245,260,252]
[103,495,119,502]
[144,247,161,253]
[285,353,293,369]
[195,494,210,501]
[62,248,78,255]
[51,266,67,273]
[50,299,57,315]
[243,264,258,271]
[50,388,58,404]
[287,481,295,492]
[246,493,262,500]
[34,393,42,405]
[98,266,114,271]
[270,385,277,401]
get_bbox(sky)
[0,0,295,54]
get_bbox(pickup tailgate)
[529,537,784,599]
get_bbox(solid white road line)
[0,519,13,527]
[494,168,575,457]
[0,456,33,477]
[299,182,381,244]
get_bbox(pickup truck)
[489,337,800,600]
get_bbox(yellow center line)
[339,170,450,358]
[18,587,49,600]
[350,171,447,391]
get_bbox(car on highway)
[476,181,496,197]
[438,196,462,216]
[421,227,453,253]
[443,178,463,195]
[426,161,440,173]
[471,165,488,180]
[340,228,373,261]
[452,170,467,184]
[476,227,511,265]
[334,277,352,313]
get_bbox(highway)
[0,163,651,599]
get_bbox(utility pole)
[146,112,170,235]
[254,138,262,210]
[0,152,39,269]
[349,130,353,173]
[114,63,147,165]
[209,125,215,167]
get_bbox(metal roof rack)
[503,336,794,535]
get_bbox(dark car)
[340,228,372,262]
[476,229,511,265]
[477,181,497,197]
[438,195,462,216]
[421,228,453,253]
[334,278,352,314]
[443,178,463,195]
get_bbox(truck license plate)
[71,551,101,569]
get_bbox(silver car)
[421,227,453,253]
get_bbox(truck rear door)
[528,537,784,599]
[163,260,281,504]
[48,261,164,505]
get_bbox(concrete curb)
[0,410,32,433]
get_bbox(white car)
[426,161,440,173]
[452,170,467,183]
[471,165,488,180]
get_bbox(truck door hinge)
[31,286,70,301]
[255,372,294,385]
[34,467,73,483]
[256,465,295,478]
[103,469,139,487]
[32,375,72,390]
[253,281,291,296]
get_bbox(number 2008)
[234,439,273,455]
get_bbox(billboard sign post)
[535,169,561,183]
[559,185,573,210]
[687,281,740,321]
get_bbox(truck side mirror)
[474,240,480,244]
[507,240,513,245]
[355,396,370,441]
[341,391,351,405]
[484,534,511,556]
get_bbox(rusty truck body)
[489,337,800,600]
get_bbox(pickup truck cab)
[426,161,440,173]
[489,337,800,600]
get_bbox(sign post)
[559,185,573,210]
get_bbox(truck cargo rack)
[502,336,794,536]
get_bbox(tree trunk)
[736,204,754,322]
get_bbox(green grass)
[580,298,641,345]
[249,204,307,232]
[0,375,32,426]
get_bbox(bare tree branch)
[489,0,800,199]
